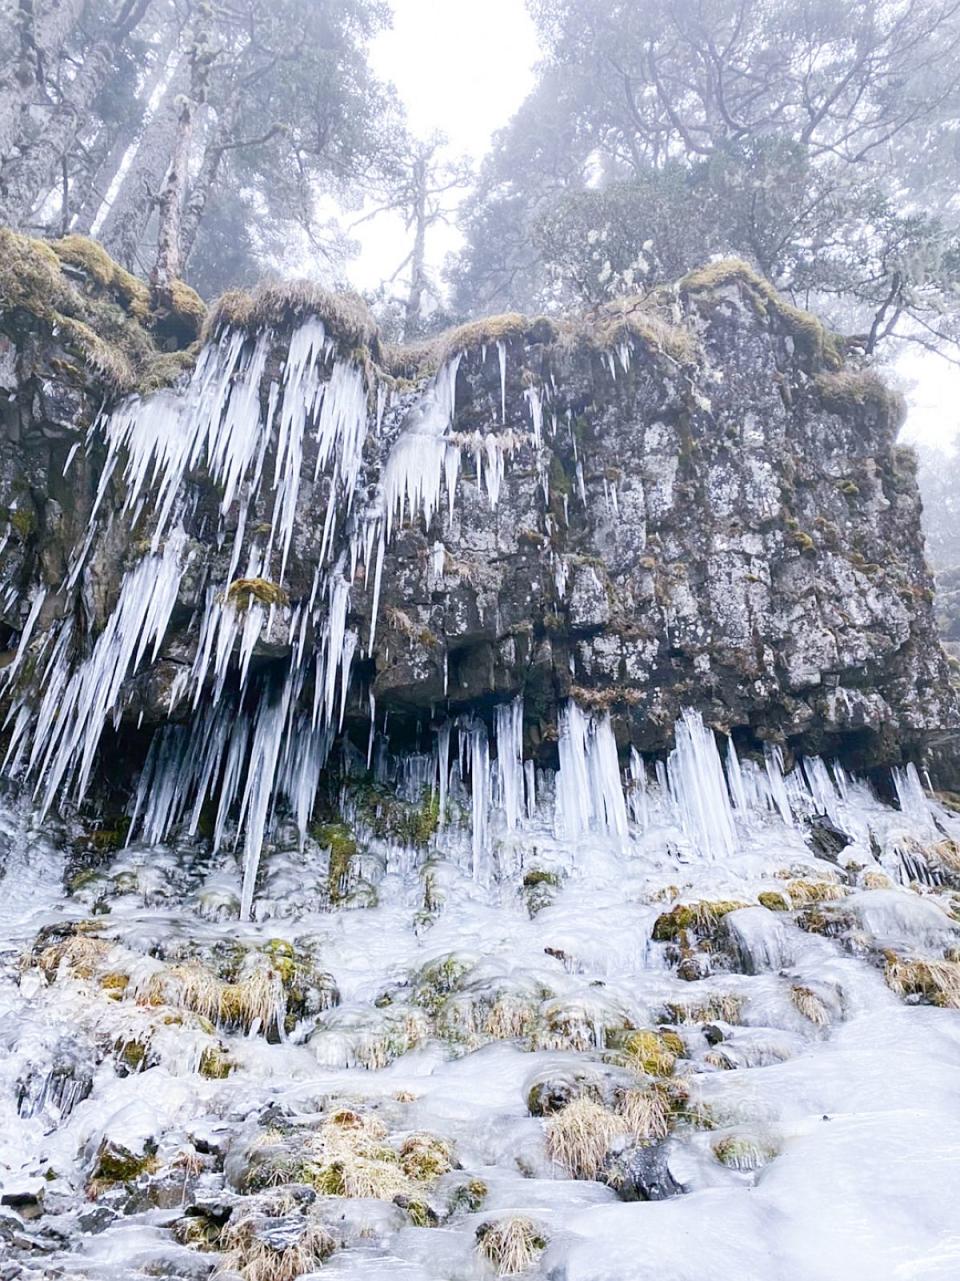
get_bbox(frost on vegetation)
[543,1087,677,1180]
[219,1212,336,1281]
[712,1132,780,1172]
[241,1110,453,1206]
[884,955,960,1008]
[476,1215,548,1276]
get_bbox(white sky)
[346,0,539,295]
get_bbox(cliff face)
[0,250,954,816]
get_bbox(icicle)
[1,588,46,690]
[628,746,648,828]
[892,761,935,836]
[524,758,537,818]
[666,708,738,860]
[462,718,490,880]
[366,690,376,769]
[382,356,461,538]
[495,697,524,830]
[497,340,507,423]
[764,744,793,825]
[725,736,749,814]
[436,722,451,828]
[29,529,188,813]
[554,701,628,842]
[524,385,543,449]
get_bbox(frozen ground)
[2,722,960,1281]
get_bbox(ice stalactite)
[666,707,738,860]
[436,722,451,829]
[459,718,491,881]
[382,356,462,540]
[555,701,629,843]
[4,314,376,919]
[893,762,936,837]
[497,340,507,423]
[495,697,524,831]
[5,529,188,813]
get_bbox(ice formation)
[1,310,959,1281]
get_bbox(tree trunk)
[151,91,193,287]
[403,155,429,338]
[151,11,213,287]
[0,1,155,228]
[72,29,176,236]
[0,0,87,165]
[97,57,186,269]
[179,119,230,268]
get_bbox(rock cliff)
[0,242,954,817]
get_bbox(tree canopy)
[452,0,960,360]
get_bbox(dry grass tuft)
[790,984,830,1026]
[884,955,960,1008]
[219,1214,334,1281]
[141,961,286,1036]
[38,934,111,980]
[544,1098,626,1180]
[664,992,744,1025]
[783,879,847,908]
[204,279,377,353]
[617,1086,672,1143]
[476,1216,548,1275]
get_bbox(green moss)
[50,234,152,321]
[226,577,290,609]
[117,1038,147,1071]
[790,530,817,554]
[198,1046,234,1079]
[712,1134,779,1171]
[523,869,560,889]
[758,891,789,912]
[315,822,358,903]
[0,228,82,321]
[9,506,37,540]
[450,1178,488,1213]
[405,1199,435,1227]
[93,1147,158,1185]
[346,782,441,849]
[619,1029,678,1076]
[652,900,749,942]
[438,312,529,361]
[590,297,697,365]
[680,259,843,371]
[99,971,130,999]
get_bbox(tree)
[354,136,472,338]
[0,0,161,229]
[454,0,960,359]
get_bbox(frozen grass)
[545,1098,626,1179]
[791,985,830,1026]
[885,956,960,1008]
[218,1215,335,1281]
[141,961,285,1036]
[476,1216,548,1275]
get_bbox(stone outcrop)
[0,244,956,806]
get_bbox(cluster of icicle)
[0,309,876,918]
[349,697,899,886]
[0,323,560,918]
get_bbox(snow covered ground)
[2,722,960,1280]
